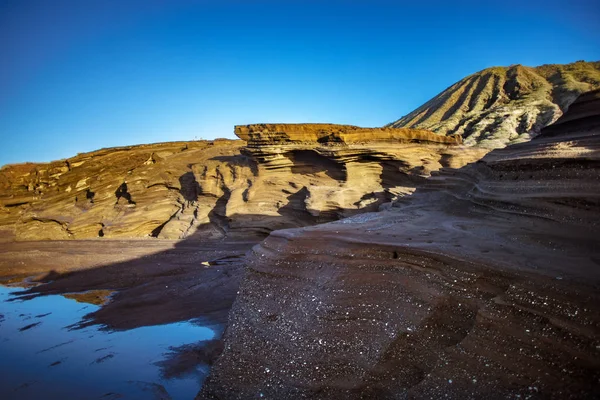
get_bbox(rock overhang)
[234,123,462,146]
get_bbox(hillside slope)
[388,60,600,148]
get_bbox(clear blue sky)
[1,0,599,165]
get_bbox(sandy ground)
[199,192,600,399]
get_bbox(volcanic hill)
[388,60,600,148]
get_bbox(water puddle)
[0,285,215,399]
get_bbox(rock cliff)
[199,91,600,398]
[388,60,600,148]
[0,126,485,241]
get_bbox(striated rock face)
[0,126,485,241]
[422,88,600,226]
[199,91,600,398]
[232,123,482,224]
[388,60,600,148]
[0,140,250,240]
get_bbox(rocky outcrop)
[0,125,486,241]
[232,124,484,225]
[3,62,598,241]
[388,60,600,148]
[199,91,600,398]
[0,140,249,240]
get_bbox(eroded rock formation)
[0,126,486,241]
[388,60,600,148]
[199,91,600,398]
[0,140,248,240]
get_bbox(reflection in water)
[0,286,215,399]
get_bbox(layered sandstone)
[389,60,600,148]
[0,140,248,240]
[199,91,600,398]
[0,126,485,241]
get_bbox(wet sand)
[0,234,255,330]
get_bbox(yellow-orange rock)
[235,123,462,145]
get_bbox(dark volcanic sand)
[1,197,599,399]
[199,195,600,399]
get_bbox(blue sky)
[1,0,599,165]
